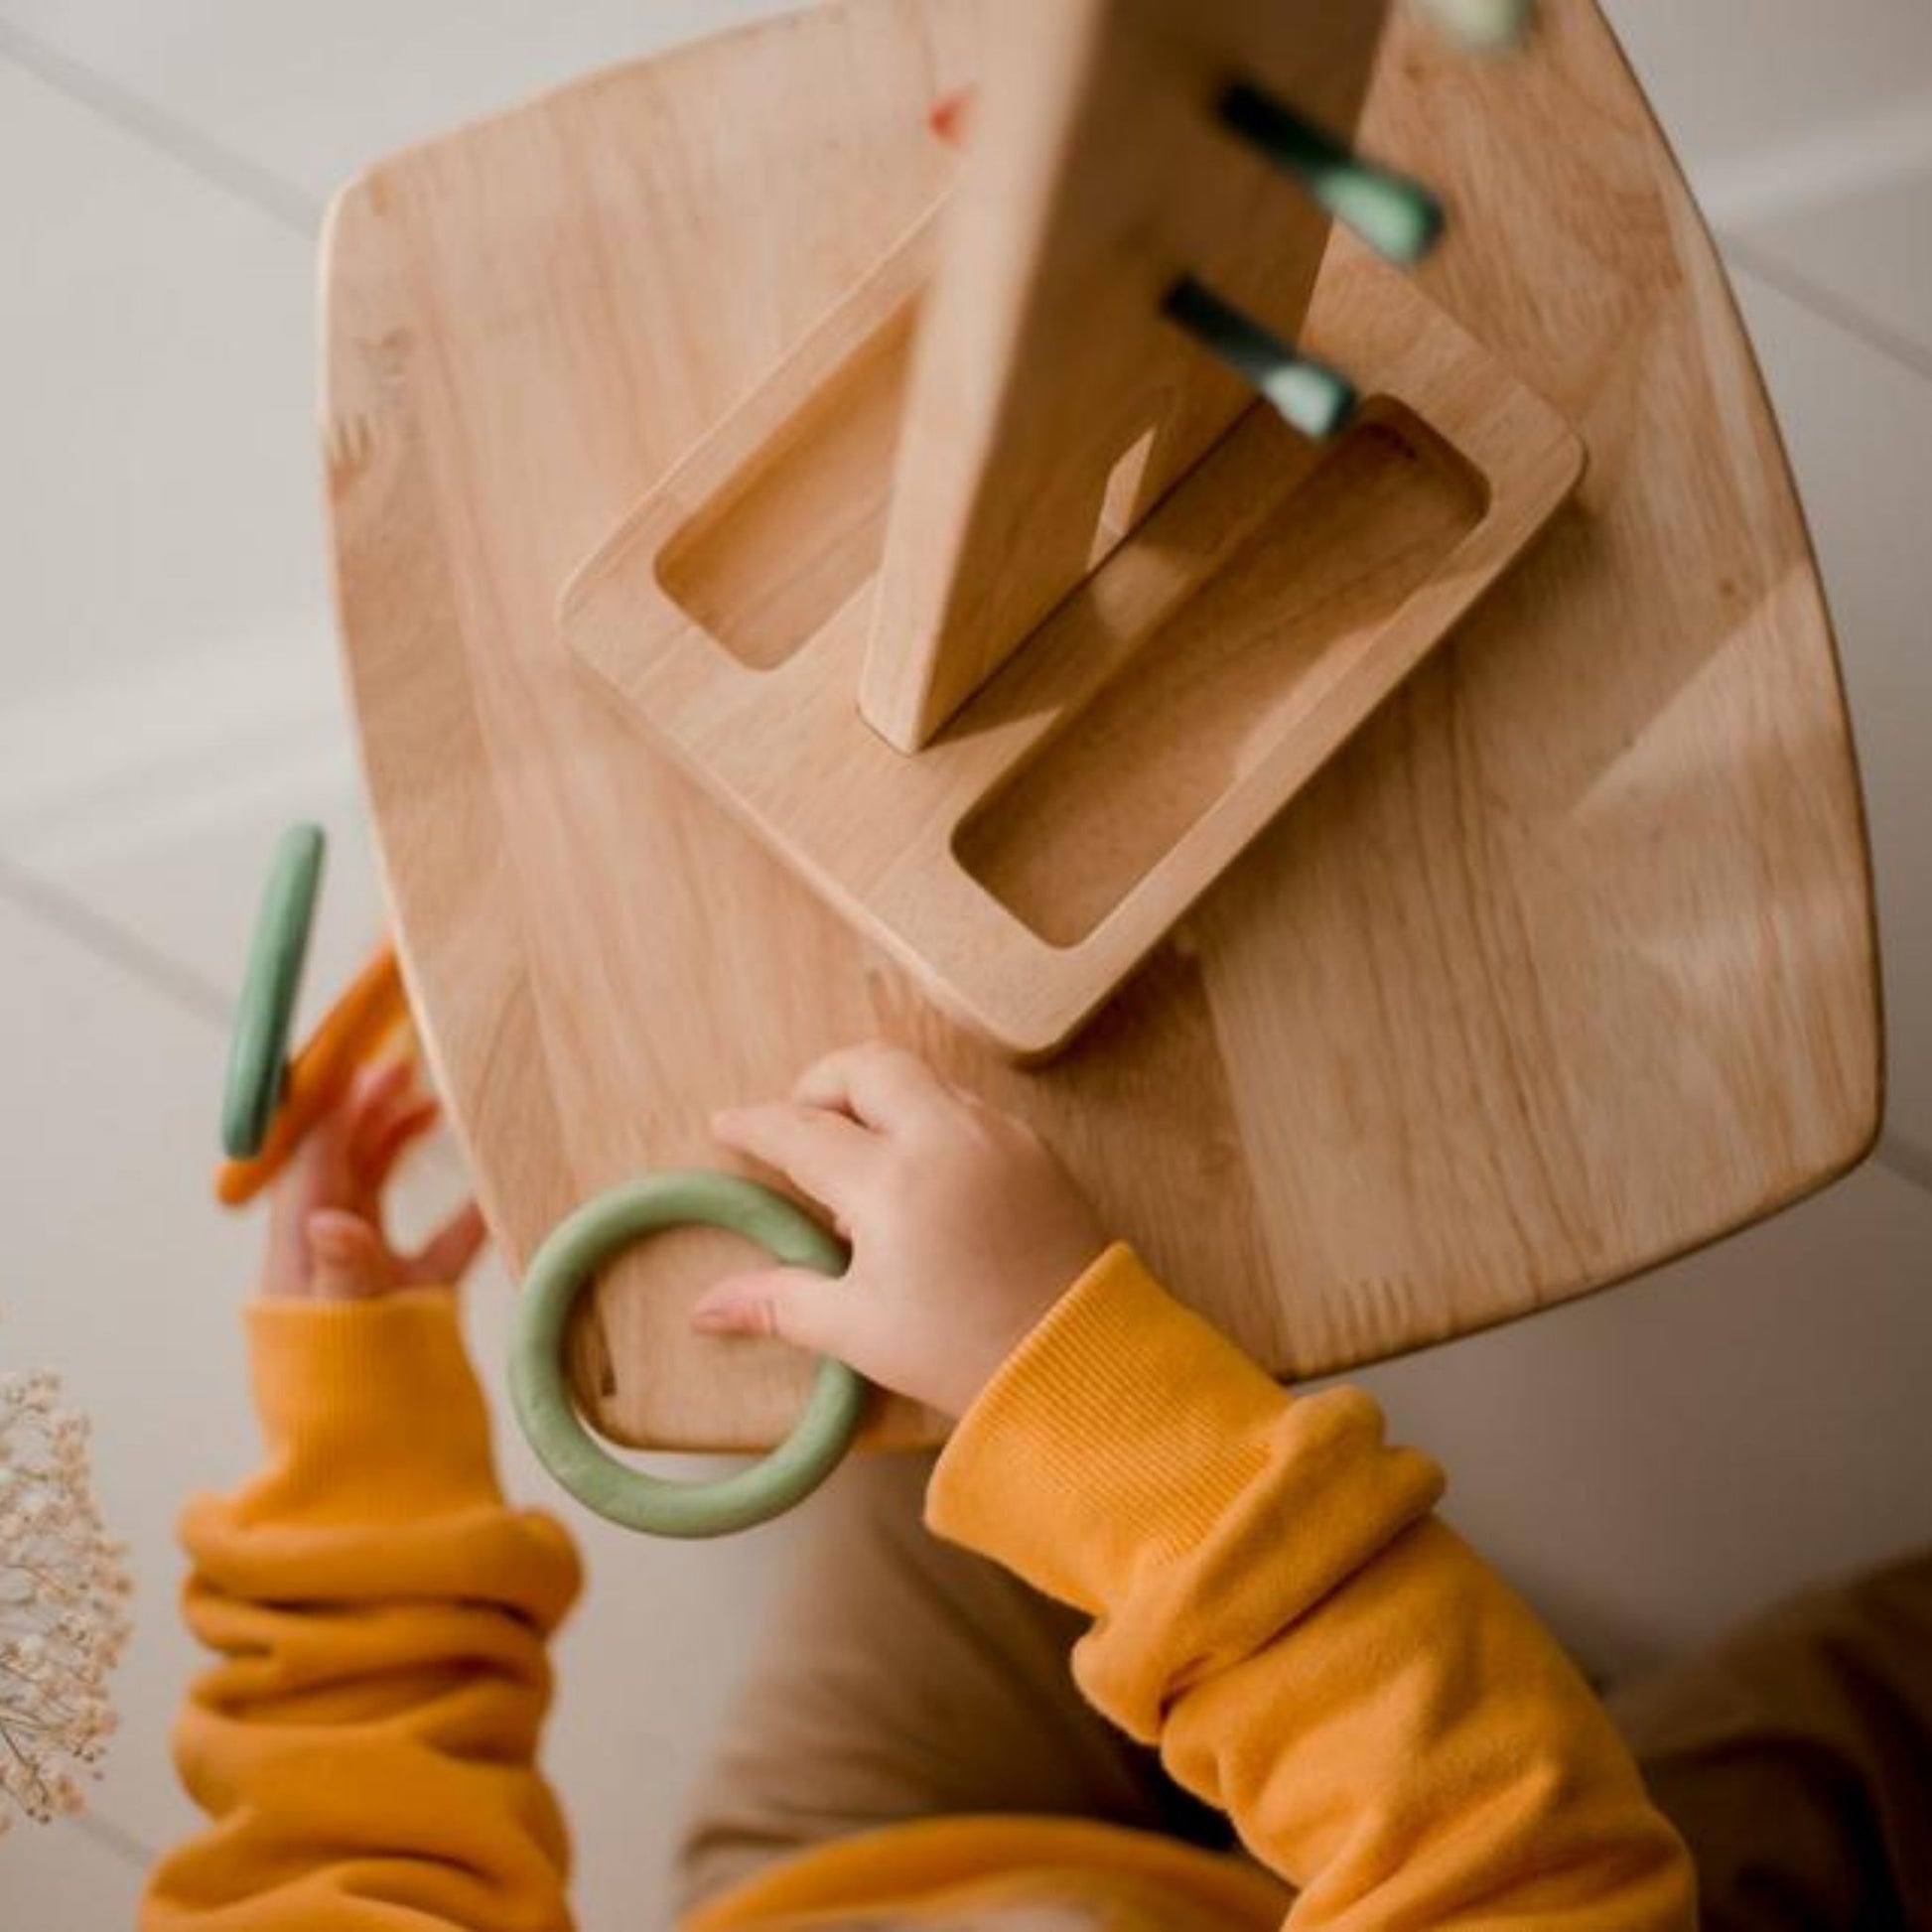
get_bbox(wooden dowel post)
[857,0,1395,753]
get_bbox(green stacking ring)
[221,823,326,1159]
[509,1172,869,1538]
[1418,0,1532,53]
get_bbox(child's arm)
[144,1063,582,1931]
[697,1042,1697,1930]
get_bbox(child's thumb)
[690,1268,852,1360]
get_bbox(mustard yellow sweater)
[144,1247,1694,1929]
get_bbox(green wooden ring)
[509,1172,869,1538]
[1418,0,1531,53]
[220,823,326,1159]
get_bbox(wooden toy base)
[565,229,1585,1057]
[324,0,1878,1451]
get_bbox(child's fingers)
[354,1096,442,1193]
[346,1056,415,1134]
[690,1266,854,1361]
[294,1055,401,1177]
[711,1101,878,1216]
[307,1210,391,1302]
[340,1059,417,1175]
[409,1199,487,1287]
[789,1040,954,1137]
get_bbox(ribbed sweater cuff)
[238,1289,502,1526]
[925,1243,1293,1611]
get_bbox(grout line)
[1691,88,1932,233]
[0,15,320,237]
[70,1804,158,1869]
[1874,1130,1932,1200]
[1721,230,1932,390]
[0,855,231,1033]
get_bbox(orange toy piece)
[214,945,411,1207]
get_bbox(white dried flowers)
[0,1366,130,1835]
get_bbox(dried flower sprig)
[0,1366,130,1835]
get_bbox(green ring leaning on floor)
[509,1171,869,1537]
[220,822,326,1160]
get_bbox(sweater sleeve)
[926,1245,1696,1931]
[142,1289,584,1932]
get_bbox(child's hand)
[261,1058,486,1303]
[692,1042,1107,1417]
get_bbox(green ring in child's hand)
[220,822,326,1159]
[509,1172,869,1538]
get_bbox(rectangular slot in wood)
[953,417,1485,947]
[564,232,1585,1058]
[655,306,917,671]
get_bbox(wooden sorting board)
[324,0,1881,1451]
[561,232,1587,1056]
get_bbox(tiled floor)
[1,3,1927,1925]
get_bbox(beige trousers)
[676,1452,1932,1929]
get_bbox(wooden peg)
[1163,276,1355,441]
[1217,81,1444,264]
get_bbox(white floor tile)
[0,1815,146,1928]
[0,50,371,1010]
[0,50,384,1020]
[0,0,799,207]
[0,895,264,1854]
[1355,1159,1932,1681]
[1602,4,1932,358]
[42,755,385,1016]
[1601,0,1932,190]
[1727,264,1932,1155]
[0,638,388,1009]
[0,57,325,721]
[1739,155,1932,363]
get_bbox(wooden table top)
[324,0,1880,1449]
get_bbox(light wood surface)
[324,0,1881,1451]
[564,232,1586,1056]
[857,0,1392,751]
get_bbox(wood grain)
[324,0,1880,1449]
